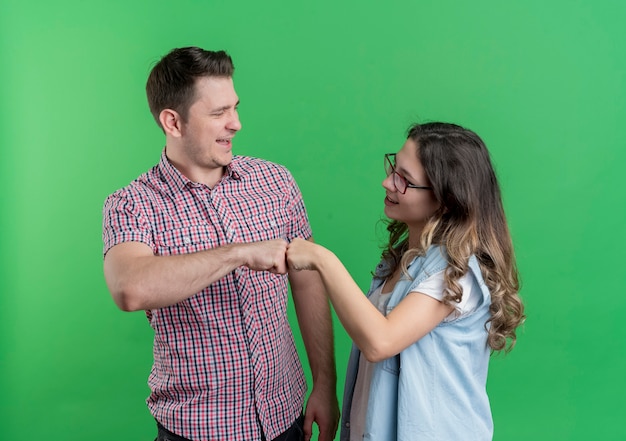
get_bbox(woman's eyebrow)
[395,160,418,182]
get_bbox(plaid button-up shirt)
[103,150,309,440]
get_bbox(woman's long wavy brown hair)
[381,122,525,352]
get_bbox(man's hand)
[302,383,340,441]
[241,239,289,274]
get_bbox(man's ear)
[159,109,183,137]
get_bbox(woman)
[286,122,525,441]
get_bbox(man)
[102,47,339,441]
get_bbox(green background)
[2,0,625,439]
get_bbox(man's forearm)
[290,269,337,386]
[104,239,289,311]
[104,242,249,311]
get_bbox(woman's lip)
[384,195,398,206]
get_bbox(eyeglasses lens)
[385,154,407,194]
[394,173,407,194]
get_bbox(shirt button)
[345,422,350,428]
[183,236,191,245]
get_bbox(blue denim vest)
[340,245,493,441]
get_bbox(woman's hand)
[286,237,324,271]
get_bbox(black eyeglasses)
[384,153,432,194]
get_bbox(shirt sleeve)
[102,190,154,256]
[408,270,479,317]
[283,169,312,241]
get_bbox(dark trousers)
[155,415,304,441]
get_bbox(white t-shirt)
[349,270,477,441]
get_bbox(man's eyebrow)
[211,100,240,113]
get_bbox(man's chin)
[220,151,233,166]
